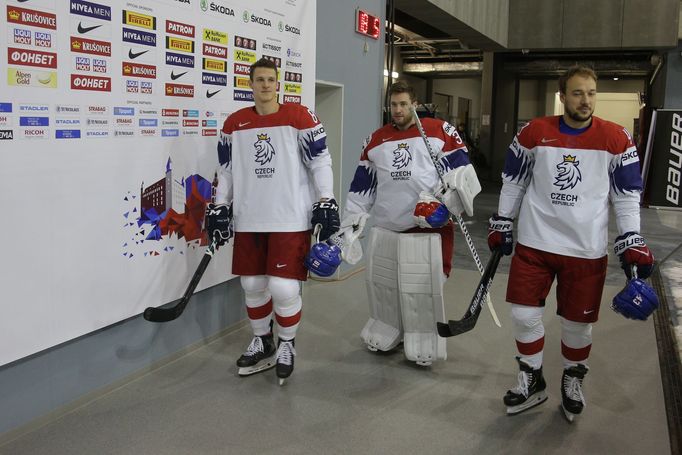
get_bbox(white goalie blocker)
[361,227,447,365]
[436,163,481,217]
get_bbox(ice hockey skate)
[276,339,296,386]
[236,333,277,377]
[561,364,588,422]
[504,357,548,415]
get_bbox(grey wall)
[664,41,682,108]
[0,0,386,439]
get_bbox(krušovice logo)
[553,154,582,190]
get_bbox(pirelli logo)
[122,10,156,30]
[233,76,250,89]
[166,36,194,53]
[202,58,226,73]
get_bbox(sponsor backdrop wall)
[0,0,316,367]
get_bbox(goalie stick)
[411,106,501,327]
[437,249,503,337]
[143,238,218,323]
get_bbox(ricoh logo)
[667,113,682,205]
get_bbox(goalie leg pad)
[398,233,447,365]
[361,227,403,351]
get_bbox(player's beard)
[392,111,414,130]
[565,103,593,124]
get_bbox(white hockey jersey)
[215,103,333,232]
[499,115,643,259]
[345,118,470,231]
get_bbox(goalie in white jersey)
[335,81,479,366]
[205,58,339,384]
[489,65,656,421]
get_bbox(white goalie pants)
[361,227,447,365]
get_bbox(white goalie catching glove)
[327,213,370,264]
[434,164,481,217]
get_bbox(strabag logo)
[70,0,111,21]
[7,6,57,30]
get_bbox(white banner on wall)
[0,0,316,366]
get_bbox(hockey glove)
[611,278,659,321]
[488,214,514,255]
[413,191,450,228]
[305,241,342,277]
[205,203,233,247]
[614,232,654,279]
[311,198,340,242]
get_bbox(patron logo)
[70,0,112,21]
[166,20,194,37]
[71,36,111,56]
[165,83,194,97]
[71,74,111,91]
[7,6,57,30]
[202,43,227,59]
[233,62,250,75]
[8,47,57,69]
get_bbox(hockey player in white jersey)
[489,65,656,421]
[205,58,339,385]
[324,80,479,366]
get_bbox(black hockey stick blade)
[437,249,503,337]
[143,239,218,323]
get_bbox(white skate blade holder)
[506,391,548,415]
[237,354,276,377]
[561,403,581,423]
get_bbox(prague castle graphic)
[123,158,214,258]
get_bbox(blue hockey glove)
[205,203,233,246]
[488,214,514,255]
[611,278,659,321]
[311,198,340,242]
[305,241,342,277]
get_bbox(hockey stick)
[411,106,501,327]
[143,238,218,323]
[437,249,503,337]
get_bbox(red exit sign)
[355,9,381,40]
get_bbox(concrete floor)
[0,188,678,455]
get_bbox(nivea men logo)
[233,89,253,101]
[114,107,135,115]
[0,130,14,140]
[70,0,112,21]
[202,72,227,86]
[122,27,156,47]
[166,52,194,68]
